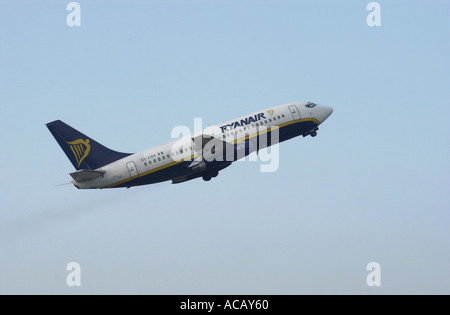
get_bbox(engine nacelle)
[190,160,207,173]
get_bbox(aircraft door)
[126,161,139,178]
[288,105,301,120]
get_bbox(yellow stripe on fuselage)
[231,118,320,144]
[105,154,196,188]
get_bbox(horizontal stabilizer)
[70,169,105,182]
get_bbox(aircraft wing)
[190,134,234,164]
[70,169,105,182]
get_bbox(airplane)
[46,102,333,189]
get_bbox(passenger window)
[157,157,161,162]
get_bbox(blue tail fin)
[46,120,132,170]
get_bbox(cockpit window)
[305,102,317,108]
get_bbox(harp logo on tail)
[68,138,91,167]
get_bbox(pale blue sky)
[0,0,449,294]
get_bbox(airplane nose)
[317,105,333,124]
